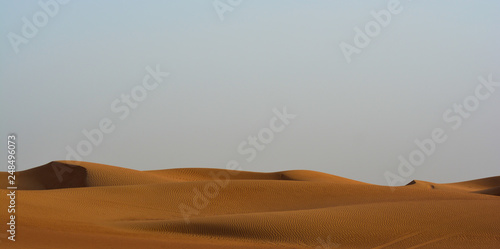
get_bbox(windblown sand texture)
[1,161,499,248]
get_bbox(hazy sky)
[1,0,499,185]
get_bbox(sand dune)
[405,177,500,197]
[1,161,499,248]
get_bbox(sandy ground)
[1,161,499,248]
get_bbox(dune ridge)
[1,161,499,248]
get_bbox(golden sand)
[1,161,499,248]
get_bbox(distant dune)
[1,161,499,248]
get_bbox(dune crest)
[0,161,87,190]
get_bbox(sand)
[1,161,499,248]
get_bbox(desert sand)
[1,161,499,248]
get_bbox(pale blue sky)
[1,0,499,185]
